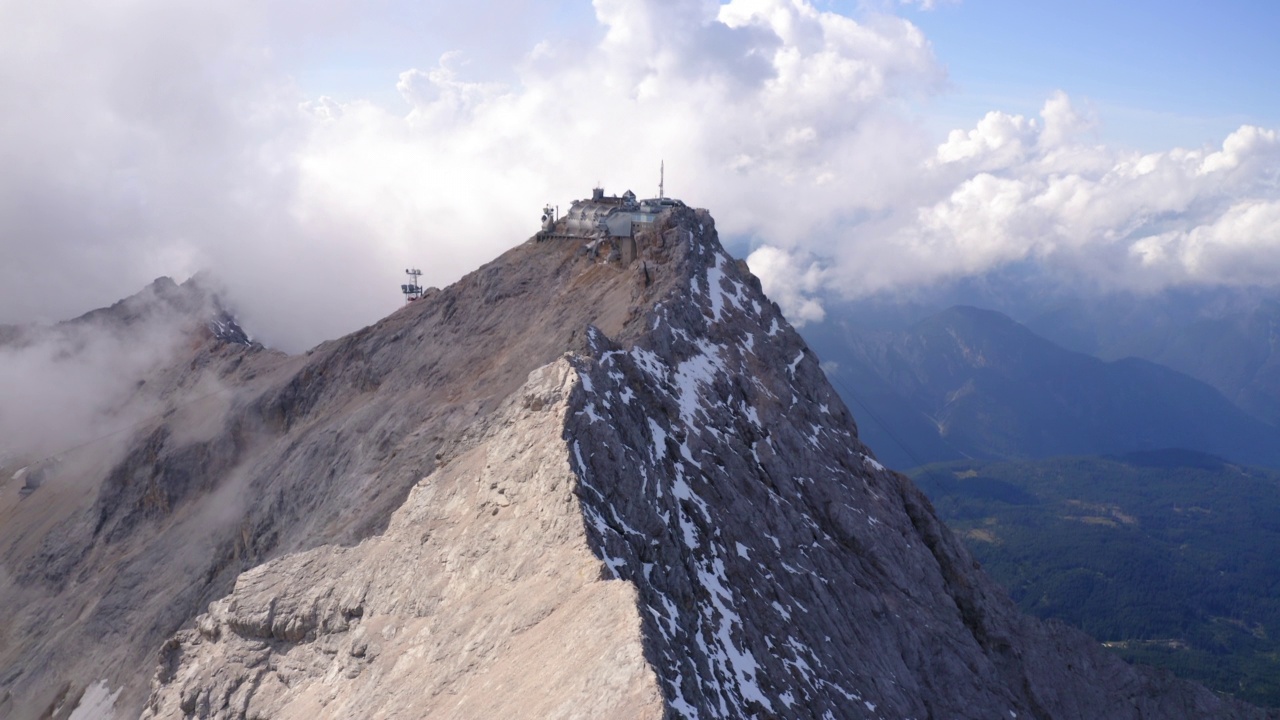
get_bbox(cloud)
[896,0,955,10]
[280,0,944,336]
[744,246,829,325]
[0,0,528,351]
[295,0,943,245]
[2,0,1276,349]
[1129,199,1280,285]
[0,0,312,339]
[0,287,196,463]
[753,93,1280,316]
[0,0,944,351]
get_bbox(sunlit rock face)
[2,206,1269,719]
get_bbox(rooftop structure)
[539,186,685,242]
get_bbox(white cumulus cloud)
[745,246,829,325]
[788,93,1280,304]
[1,0,1276,350]
[0,0,944,349]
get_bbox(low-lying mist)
[0,280,218,469]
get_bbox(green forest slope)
[911,450,1280,707]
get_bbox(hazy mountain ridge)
[808,305,1280,470]
[2,209,1271,718]
[807,279,1280,435]
[0,276,250,353]
[0,282,278,718]
[1028,296,1280,427]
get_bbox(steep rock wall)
[563,213,1269,719]
[149,209,1264,718]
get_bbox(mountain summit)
[2,201,1268,718]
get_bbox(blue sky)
[902,0,1280,149]
[285,0,1280,151]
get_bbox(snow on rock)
[564,219,933,717]
[562,207,1257,719]
[68,680,121,720]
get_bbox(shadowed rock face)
[2,208,1273,719]
[563,222,1270,719]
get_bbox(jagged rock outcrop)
[2,207,1273,718]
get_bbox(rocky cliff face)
[2,208,1272,719]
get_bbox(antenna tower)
[659,160,665,199]
[401,268,424,303]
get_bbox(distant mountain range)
[793,274,1280,708]
[1026,295,1280,427]
[806,305,1280,471]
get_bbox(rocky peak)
[1,274,253,355]
[563,216,1266,717]
[75,274,253,346]
[2,206,1272,719]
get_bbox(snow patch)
[705,261,728,322]
[823,679,861,702]
[580,505,628,577]
[668,673,699,718]
[772,601,792,621]
[702,252,756,325]
[578,403,603,424]
[788,350,804,375]
[648,418,669,464]
[69,680,121,720]
[697,556,775,714]
[672,340,726,427]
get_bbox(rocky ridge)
[2,207,1273,718]
[144,360,662,718]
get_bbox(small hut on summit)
[540,186,685,242]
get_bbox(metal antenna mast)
[402,268,423,303]
[659,160,665,199]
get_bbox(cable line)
[826,371,929,473]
